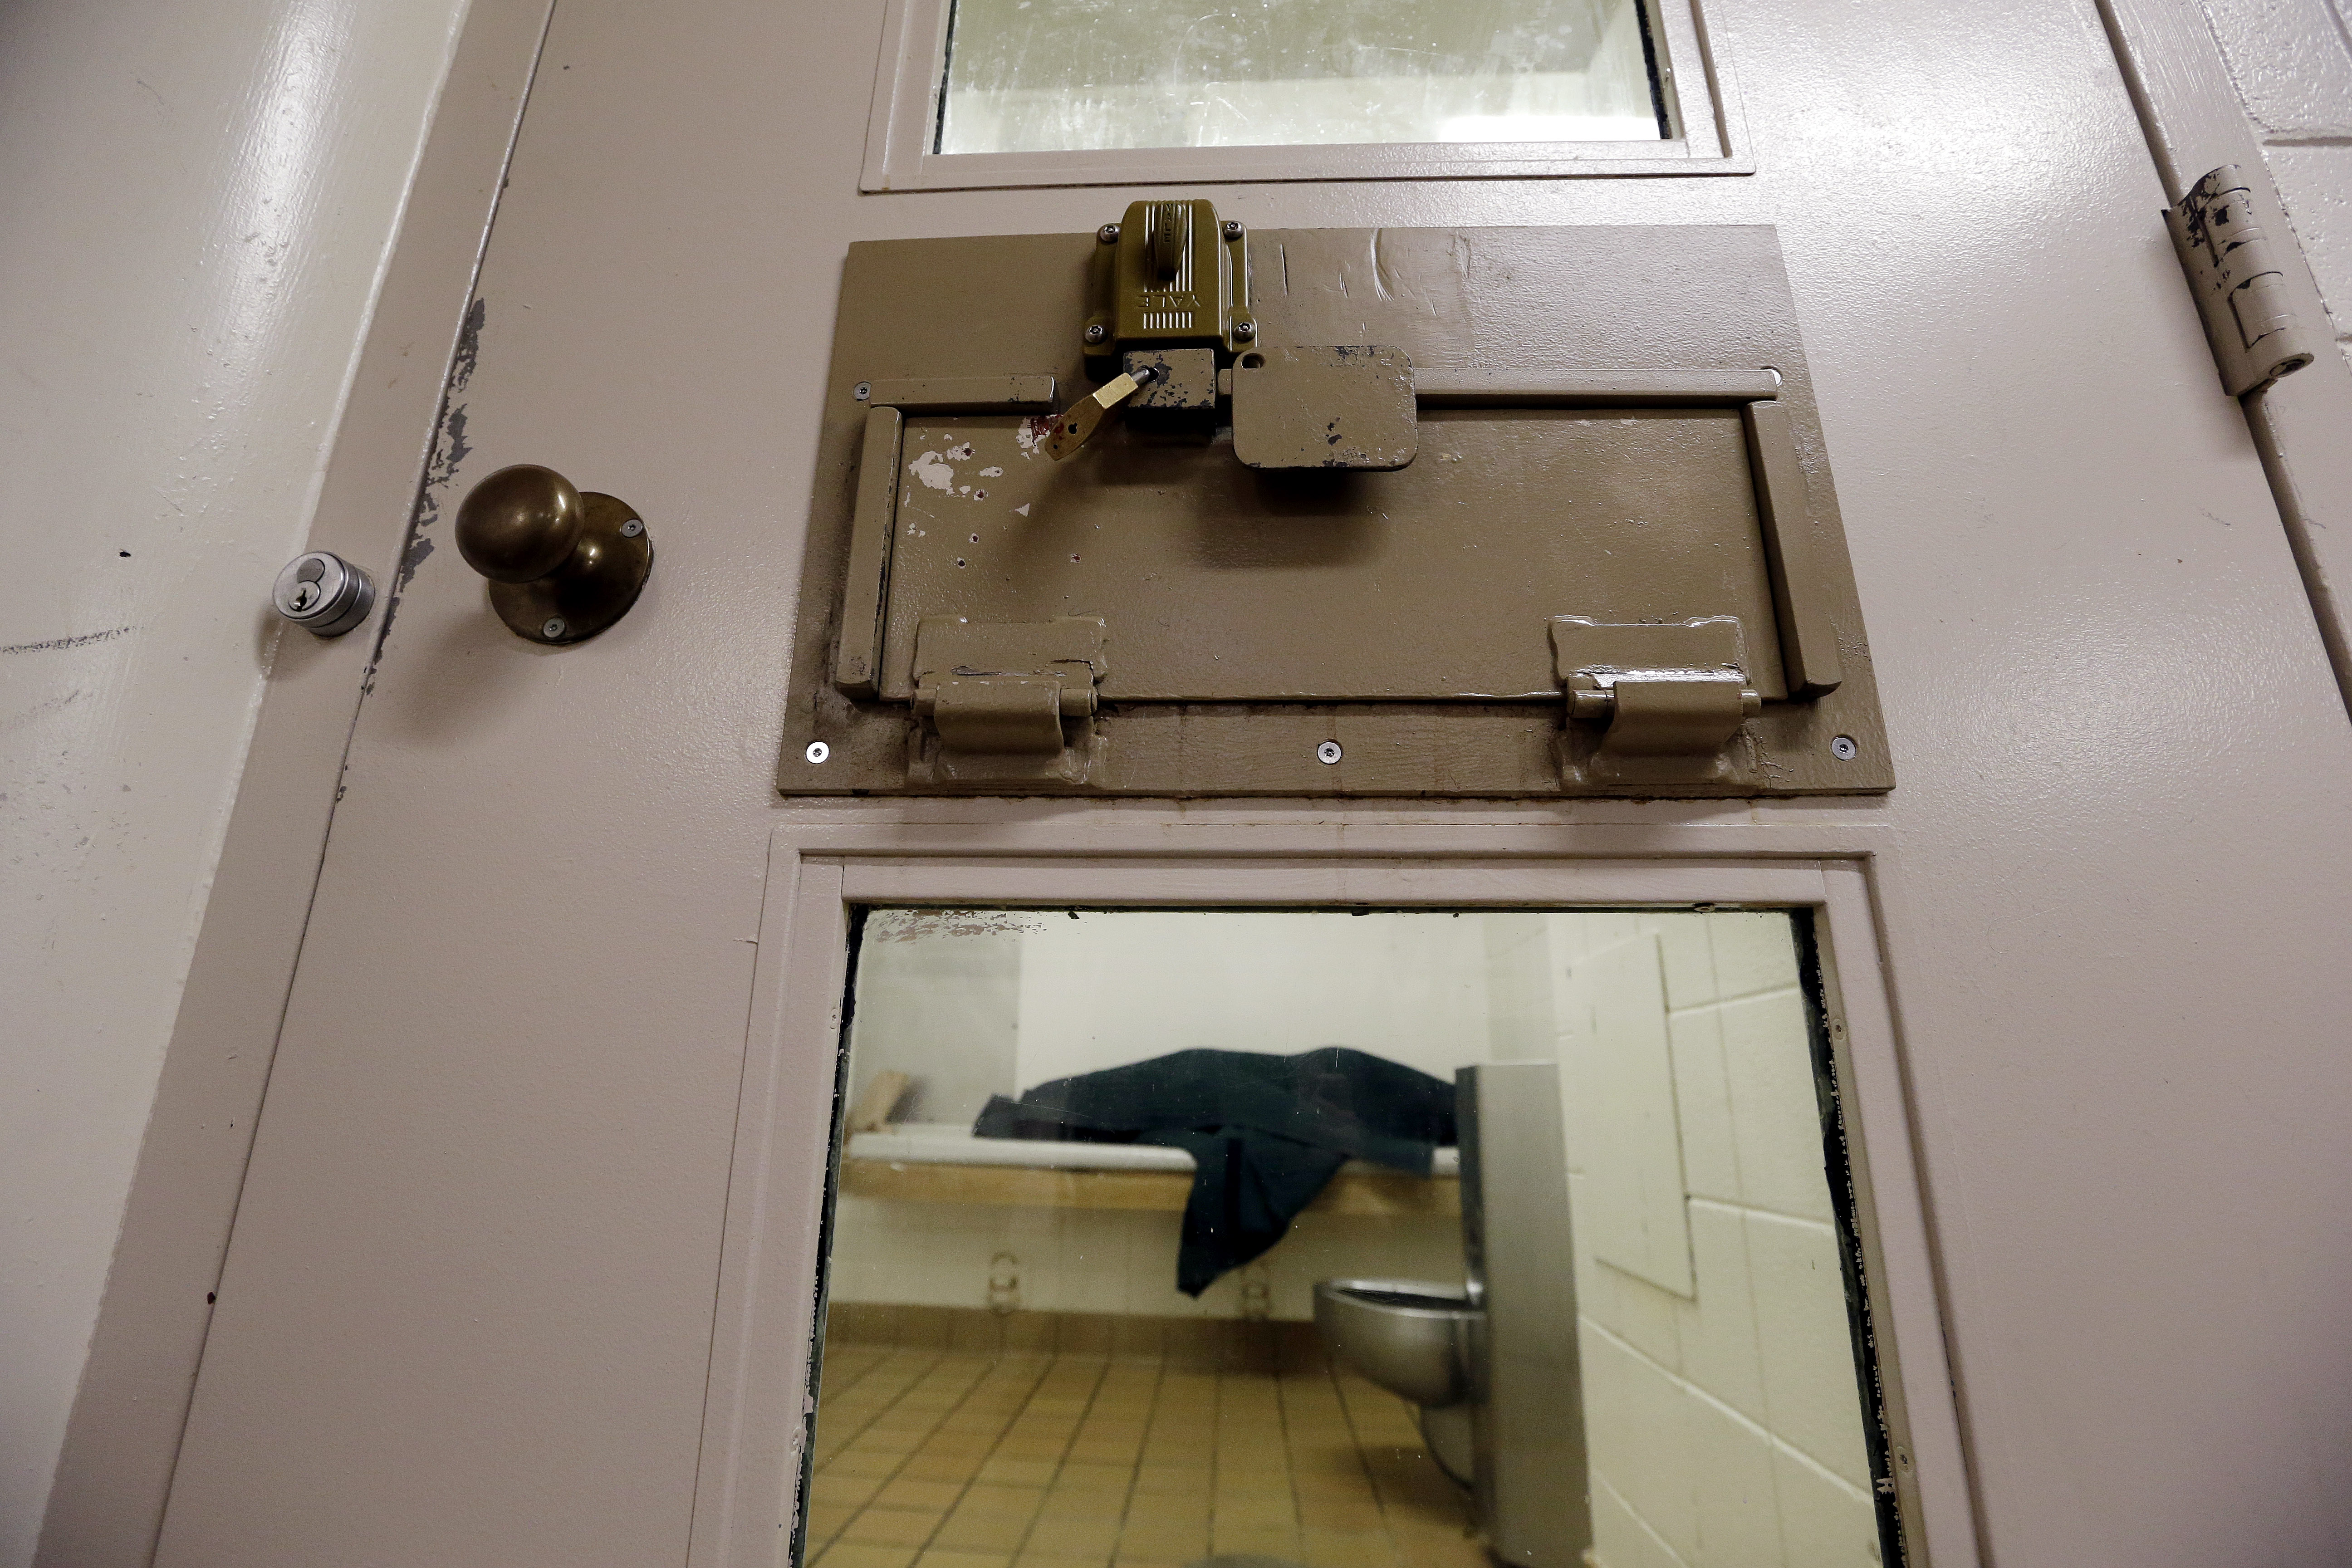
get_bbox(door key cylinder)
[272,551,375,637]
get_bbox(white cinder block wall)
[1553,913,1879,1568]
[2197,0,2352,373]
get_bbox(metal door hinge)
[1552,617,1759,779]
[2166,165,2320,397]
[910,616,1106,782]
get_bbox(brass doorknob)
[454,464,652,644]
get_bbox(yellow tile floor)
[803,1340,1485,1568]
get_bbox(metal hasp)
[454,464,652,645]
[1072,202,1421,471]
[2166,165,2321,397]
[1076,199,1420,474]
[908,616,1106,783]
[1046,200,1254,461]
[781,222,1891,797]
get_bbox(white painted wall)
[2196,0,2352,371]
[0,1,472,1560]
[1013,910,1497,1089]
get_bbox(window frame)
[858,0,1754,191]
[680,810,1971,1568]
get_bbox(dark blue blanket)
[972,1047,1455,1295]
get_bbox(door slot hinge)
[1552,617,1759,769]
[911,616,1106,780]
[2166,165,2320,397]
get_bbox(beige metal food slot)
[783,205,1888,798]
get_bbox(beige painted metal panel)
[135,2,2352,1567]
[784,222,1888,796]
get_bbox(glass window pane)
[806,908,1895,1567]
[935,0,1671,155]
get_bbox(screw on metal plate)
[542,617,567,639]
[805,740,830,764]
[1083,323,1108,344]
[1316,740,1343,765]
[1222,220,1244,240]
[1097,224,1120,244]
[1830,735,1858,760]
[1232,319,1256,341]
[619,518,644,538]
[853,381,871,401]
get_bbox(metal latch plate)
[1122,348,1219,412]
[1231,345,1417,470]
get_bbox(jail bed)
[840,1126,1460,1216]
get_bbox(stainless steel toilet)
[1311,1278,1479,1482]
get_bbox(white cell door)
[148,1,2352,1567]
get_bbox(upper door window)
[934,0,1671,154]
[861,0,1749,189]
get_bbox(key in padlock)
[1043,366,1155,461]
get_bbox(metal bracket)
[910,616,1106,781]
[2166,164,2321,397]
[1551,617,1760,767]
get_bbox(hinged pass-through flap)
[780,222,1890,799]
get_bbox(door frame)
[688,808,1973,1568]
[50,0,2340,1560]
